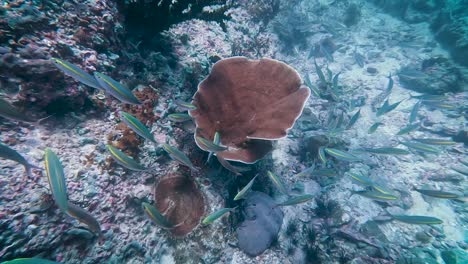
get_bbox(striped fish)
[119,111,156,143]
[216,155,242,176]
[391,215,443,225]
[267,171,289,195]
[174,100,196,111]
[324,147,361,162]
[162,143,195,170]
[276,194,314,206]
[368,122,383,134]
[413,138,456,145]
[202,207,235,225]
[414,188,460,199]
[234,175,258,201]
[196,136,227,152]
[94,72,141,105]
[206,131,220,164]
[353,190,398,201]
[0,98,37,123]
[167,113,192,123]
[0,143,40,177]
[348,172,373,187]
[50,57,102,89]
[400,141,439,154]
[44,148,68,213]
[1,258,62,264]
[66,202,101,233]
[142,202,173,229]
[346,109,360,129]
[106,145,147,171]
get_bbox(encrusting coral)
[189,57,310,163]
[154,170,205,237]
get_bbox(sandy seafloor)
[0,1,467,264]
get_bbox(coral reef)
[0,0,125,112]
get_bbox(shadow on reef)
[115,0,231,50]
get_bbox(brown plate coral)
[189,57,310,163]
[154,170,205,237]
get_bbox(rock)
[64,228,95,241]
[441,249,468,264]
[398,57,464,94]
[367,67,378,74]
[431,4,468,67]
[344,3,361,27]
[236,191,284,257]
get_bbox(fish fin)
[25,163,42,177]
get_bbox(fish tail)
[35,114,55,125]
[25,163,41,177]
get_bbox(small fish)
[202,207,235,225]
[353,190,398,201]
[106,145,147,171]
[174,100,196,111]
[354,50,365,67]
[277,194,314,206]
[142,202,173,229]
[0,143,40,177]
[324,148,361,162]
[312,168,337,177]
[119,111,156,143]
[396,123,420,135]
[0,98,37,123]
[400,141,439,154]
[410,94,447,101]
[391,215,443,225]
[326,67,333,83]
[332,72,341,90]
[295,165,315,177]
[66,202,101,233]
[376,99,402,117]
[162,143,195,170]
[44,148,68,213]
[217,156,242,176]
[371,184,395,195]
[234,175,258,201]
[348,172,373,187]
[94,72,141,105]
[451,166,468,176]
[414,188,460,199]
[304,73,321,98]
[1,258,61,264]
[318,146,327,164]
[408,101,421,124]
[421,100,457,110]
[346,109,360,129]
[368,122,383,134]
[413,138,456,145]
[196,136,227,152]
[206,131,220,164]
[386,74,393,92]
[362,147,410,155]
[267,171,289,195]
[50,57,101,89]
[167,113,192,122]
[314,58,327,85]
